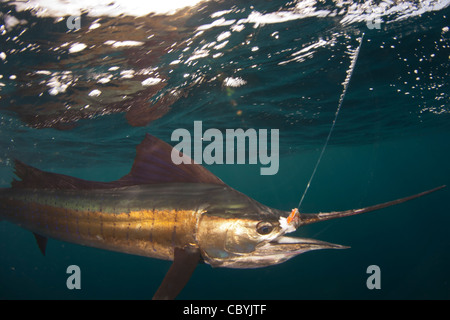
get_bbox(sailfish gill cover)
[0,0,449,299]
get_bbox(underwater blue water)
[0,0,449,299]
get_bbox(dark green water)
[0,0,449,300]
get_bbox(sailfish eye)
[256,221,274,235]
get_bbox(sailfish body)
[0,134,444,299]
[0,181,277,263]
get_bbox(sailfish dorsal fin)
[117,133,224,186]
[12,134,225,190]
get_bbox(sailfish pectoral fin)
[152,246,201,300]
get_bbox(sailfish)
[0,134,445,299]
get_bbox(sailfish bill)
[295,185,446,227]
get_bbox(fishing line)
[297,33,365,210]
